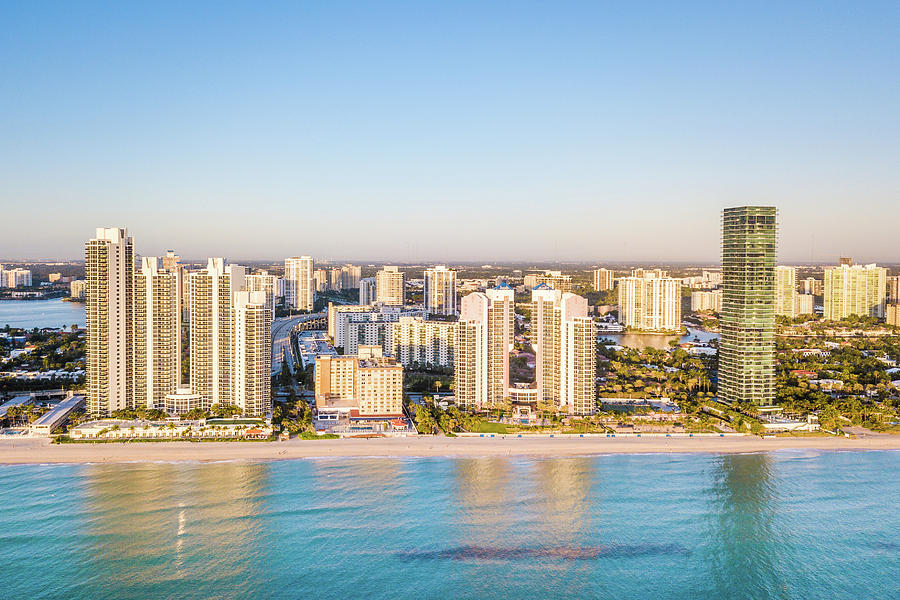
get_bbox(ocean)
[1,451,897,599]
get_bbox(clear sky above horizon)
[2,1,898,264]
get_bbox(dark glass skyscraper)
[719,206,776,406]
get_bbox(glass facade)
[719,206,776,406]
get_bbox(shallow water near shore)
[1,451,898,599]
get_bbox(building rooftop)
[0,395,35,419]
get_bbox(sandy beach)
[1,434,899,464]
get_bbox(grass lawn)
[474,422,509,434]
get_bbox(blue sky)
[2,1,898,263]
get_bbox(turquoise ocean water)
[1,451,898,599]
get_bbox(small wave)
[398,543,689,561]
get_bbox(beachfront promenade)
[2,434,899,464]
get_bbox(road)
[271,312,326,375]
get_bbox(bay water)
[0,298,85,330]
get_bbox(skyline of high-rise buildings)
[85,229,272,418]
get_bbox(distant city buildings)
[823,262,887,320]
[630,268,668,278]
[313,268,328,293]
[375,266,405,305]
[795,293,814,316]
[530,286,596,415]
[359,277,376,305]
[888,276,900,304]
[0,267,33,288]
[718,206,776,406]
[424,265,457,316]
[592,268,615,291]
[341,265,362,289]
[691,289,722,313]
[887,304,900,327]
[69,279,86,300]
[618,272,681,332]
[285,256,314,311]
[800,277,823,296]
[454,284,515,409]
[774,266,798,318]
[524,271,572,292]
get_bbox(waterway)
[602,326,719,350]
[0,298,85,330]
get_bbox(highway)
[271,312,326,375]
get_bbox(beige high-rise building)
[824,263,887,320]
[376,266,405,305]
[618,273,681,332]
[592,268,615,291]
[454,284,514,409]
[691,290,722,312]
[328,302,374,339]
[285,256,314,311]
[392,316,457,369]
[246,271,279,323]
[133,257,181,410]
[85,227,134,416]
[189,258,246,409]
[800,277,822,296]
[795,294,814,316]
[314,268,328,293]
[424,265,457,315]
[233,291,272,417]
[887,304,900,327]
[775,266,798,318]
[530,286,595,415]
[70,279,86,300]
[327,267,343,291]
[315,346,404,416]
